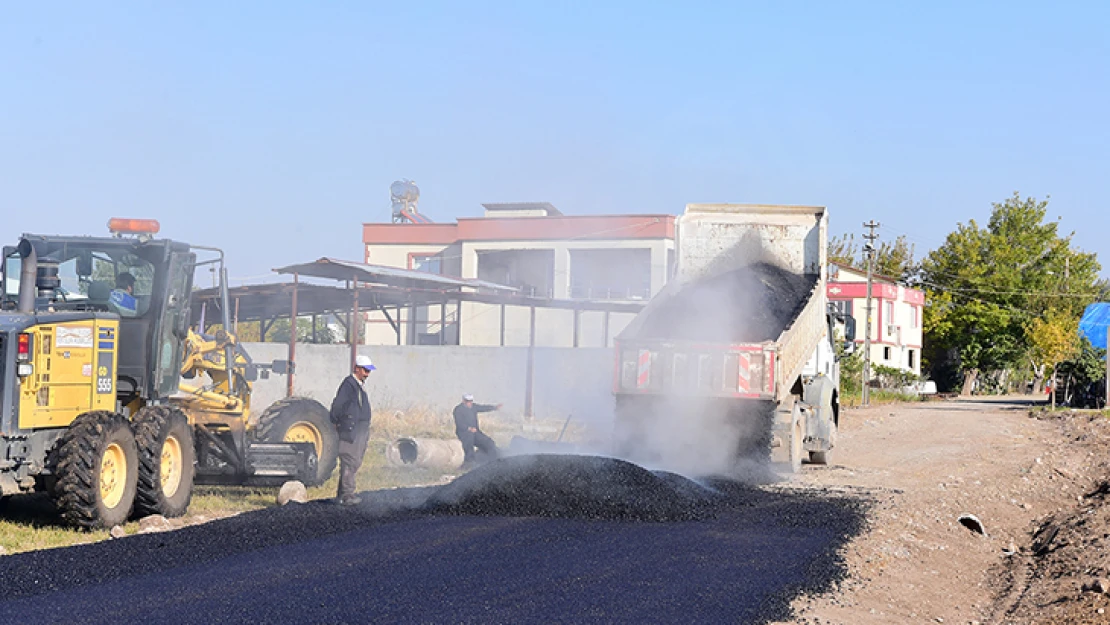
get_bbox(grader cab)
[0,219,338,528]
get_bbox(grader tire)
[134,405,196,518]
[52,411,139,529]
[254,397,338,486]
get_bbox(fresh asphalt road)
[0,462,865,625]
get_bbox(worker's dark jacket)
[452,402,496,435]
[330,375,372,441]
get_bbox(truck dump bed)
[615,204,828,403]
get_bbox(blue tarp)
[1079,303,1110,350]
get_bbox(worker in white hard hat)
[452,393,502,468]
[329,354,376,505]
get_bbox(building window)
[908,349,916,369]
[411,255,442,274]
[884,300,894,330]
[829,300,853,317]
[477,249,555,297]
[569,248,651,300]
[913,305,920,328]
[883,346,891,361]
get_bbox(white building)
[361,203,676,347]
[827,263,925,376]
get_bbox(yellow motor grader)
[0,219,338,528]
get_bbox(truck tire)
[808,415,835,465]
[52,411,139,529]
[770,398,803,474]
[253,397,337,486]
[133,405,196,518]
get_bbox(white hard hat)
[355,355,376,371]
[462,393,474,402]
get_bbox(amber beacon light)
[107,218,161,235]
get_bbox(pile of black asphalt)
[0,454,868,625]
[636,262,817,343]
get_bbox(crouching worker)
[330,354,375,505]
[453,394,502,468]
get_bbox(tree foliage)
[1054,337,1107,408]
[828,234,859,267]
[828,233,916,282]
[874,236,916,282]
[920,193,1102,393]
[268,318,340,344]
[1026,308,1080,408]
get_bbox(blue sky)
[2,2,1108,282]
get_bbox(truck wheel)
[254,397,338,486]
[52,411,139,529]
[133,406,196,518]
[770,398,803,474]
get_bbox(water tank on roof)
[391,180,420,222]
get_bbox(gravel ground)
[0,454,868,624]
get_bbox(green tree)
[1026,308,1080,408]
[828,233,859,267]
[828,233,916,282]
[921,193,1102,395]
[874,236,916,282]
[267,318,339,344]
[1055,337,1107,408]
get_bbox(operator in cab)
[109,272,138,317]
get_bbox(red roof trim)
[362,223,458,246]
[363,214,675,245]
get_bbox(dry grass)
[840,389,926,408]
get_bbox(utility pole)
[862,220,880,406]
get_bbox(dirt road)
[777,397,1110,625]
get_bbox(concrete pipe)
[386,437,465,469]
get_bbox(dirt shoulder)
[773,397,1110,625]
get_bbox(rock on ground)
[137,515,170,534]
[277,481,308,505]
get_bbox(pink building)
[827,263,925,376]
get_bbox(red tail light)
[17,333,32,361]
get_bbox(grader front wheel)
[254,397,338,486]
[52,411,139,529]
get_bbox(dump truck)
[612,204,851,474]
[0,219,338,528]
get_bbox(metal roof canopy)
[273,257,518,292]
[191,281,646,326]
[190,282,451,327]
[198,257,649,413]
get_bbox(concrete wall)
[243,343,616,423]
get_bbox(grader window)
[56,250,156,317]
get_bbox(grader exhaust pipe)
[17,238,36,313]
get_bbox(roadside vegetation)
[831,192,1108,402]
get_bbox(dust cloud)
[609,261,815,480]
